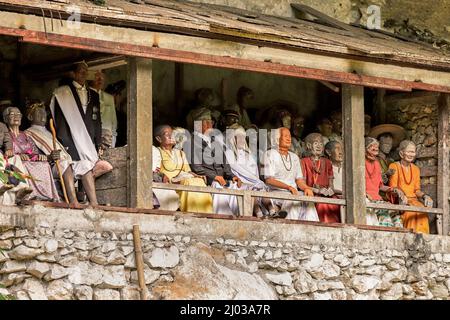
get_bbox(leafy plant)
[0,155,36,185]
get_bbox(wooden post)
[437,94,449,236]
[243,192,253,217]
[132,225,148,300]
[127,57,154,208]
[342,84,367,224]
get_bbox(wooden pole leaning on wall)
[437,94,450,236]
[132,225,148,300]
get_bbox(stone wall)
[0,204,449,300]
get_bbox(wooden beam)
[1,12,450,92]
[437,94,450,235]
[127,57,153,209]
[342,84,366,224]
[10,28,415,92]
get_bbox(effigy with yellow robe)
[158,147,213,214]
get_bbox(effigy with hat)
[191,107,212,122]
[368,124,406,147]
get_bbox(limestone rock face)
[265,272,293,286]
[8,245,43,260]
[121,286,141,300]
[22,278,48,300]
[0,260,27,274]
[351,276,380,294]
[147,246,180,268]
[93,289,121,300]
[100,266,127,289]
[0,250,9,263]
[67,262,103,286]
[131,265,160,285]
[44,239,58,253]
[152,243,277,300]
[47,279,74,300]
[2,272,32,287]
[74,285,93,300]
[27,261,50,279]
[380,283,403,300]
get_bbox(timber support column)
[438,94,449,235]
[127,57,153,209]
[342,84,366,224]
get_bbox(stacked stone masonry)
[0,205,450,300]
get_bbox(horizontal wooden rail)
[366,202,443,215]
[153,182,346,206]
[153,182,444,216]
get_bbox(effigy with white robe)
[261,149,318,221]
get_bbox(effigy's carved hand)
[393,188,408,205]
[49,150,61,161]
[386,168,395,177]
[20,154,30,161]
[326,188,335,197]
[214,176,226,186]
[288,186,299,195]
[232,176,242,188]
[4,150,13,158]
[423,195,433,208]
[162,174,170,184]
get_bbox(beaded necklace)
[400,162,413,185]
[278,150,292,171]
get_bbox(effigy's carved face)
[5,107,22,128]
[279,127,292,151]
[292,116,305,138]
[365,142,379,161]
[318,119,333,137]
[379,134,393,154]
[224,114,239,128]
[330,112,342,135]
[73,64,88,86]
[30,107,47,127]
[400,143,416,163]
[329,142,343,163]
[157,126,175,148]
[306,135,324,157]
